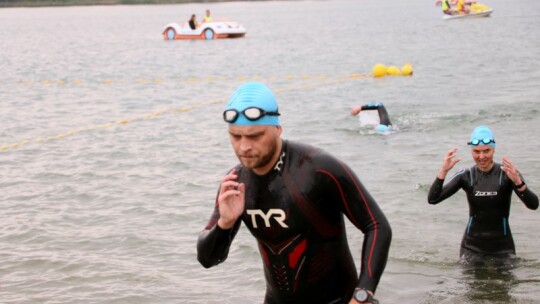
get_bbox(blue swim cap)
[469,125,496,147]
[375,124,391,133]
[368,102,383,107]
[225,82,280,126]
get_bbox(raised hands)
[501,156,523,186]
[438,147,462,179]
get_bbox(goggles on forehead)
[223,107,280,123]
[467,138,496,146]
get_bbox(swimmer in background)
[350,102,394,133]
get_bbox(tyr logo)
[246,209,289,228]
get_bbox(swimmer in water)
[350,102,393,133]
[427,125,538,264]
[197,82,392,304]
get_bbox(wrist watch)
[353,288,379,304]
[515,180,525,188]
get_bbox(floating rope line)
[1,73,373,87]
[0,73,381,153]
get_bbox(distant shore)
[0,0,249,8]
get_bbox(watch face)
[354,289,369,302]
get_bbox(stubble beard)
[239,141,278,170]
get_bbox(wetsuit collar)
[272,140,287,173]
[477,163,496,174]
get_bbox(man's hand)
[217,169,246,229]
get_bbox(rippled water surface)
[1,0,540,303]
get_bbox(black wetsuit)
[360,104,392,126]
[197,140,392,304]
[428,163,538,258]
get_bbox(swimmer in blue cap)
[198,82,392,303]
[427,125,538,264]
[351,102,393,133]
[222,82,283,174]
[468,125,496,148]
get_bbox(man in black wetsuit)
[197,82,392,304]
[427,125,538,263]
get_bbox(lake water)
[1,0,540,303]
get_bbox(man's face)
[228,125,282,174]
[471,145,494,171]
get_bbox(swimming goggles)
[467,138,496,146]
[223,107,280,123]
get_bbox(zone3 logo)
[246,209,289,228]
[475,191,497,196]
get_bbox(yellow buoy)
[401,63,414,76]
[372,64,387,78]
[386,66,400,76]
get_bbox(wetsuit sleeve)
[377,106,392,126]
[196,190,242,268]
[513,176,539,210]
[360,104,392,126]
[319,159,392,292]
[427,170,465,204]
[360,104,379,111]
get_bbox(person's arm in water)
[197,168,245,268]
[428,147,464,204]
[350,103,392,126]
[376,105,392,126]
[501,156,539,210]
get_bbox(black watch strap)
[515,181,526,188]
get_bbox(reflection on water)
[461,261,518,303]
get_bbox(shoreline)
[0,0,241,8]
